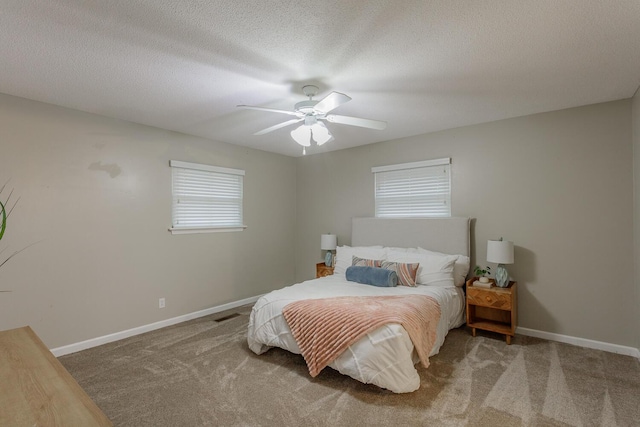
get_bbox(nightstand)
[316,262,334,278]
[466,278,517,344]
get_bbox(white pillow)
[384,247,419,254]
[334,246,386,275]
[417,248,470,287]
[386,249,456,287]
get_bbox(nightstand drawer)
[467,288,512,310]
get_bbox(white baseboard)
[516,327,640,359]
[51,295,262,357]
[51,298,640,360]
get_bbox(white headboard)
[351,217,470,256]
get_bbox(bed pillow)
[417,248,470,287]
[334,246,386,275]
[383,247,417,254]
[345,266,398,287]
[352,256,383,268]
[387,249,456,287]
[380,261,420,287]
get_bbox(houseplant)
[1,181,22,291]
[473,265,491,283]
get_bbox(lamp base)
[495,264,509,288]
[325,251,333,267]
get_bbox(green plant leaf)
[0,200,6,241]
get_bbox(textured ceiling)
[2,1,639,157]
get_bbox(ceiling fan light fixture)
[311,122,332,146]
[290,124,311,147]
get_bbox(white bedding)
[247,274,465,393]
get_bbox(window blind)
[170,160,245,231]
[373,158,451,218]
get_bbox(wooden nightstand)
[316,262,334,278]
[466,278,517,344]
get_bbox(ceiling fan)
[238,85,387,153]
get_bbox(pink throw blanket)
[282,295,441,377]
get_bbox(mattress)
[247,274,465,393]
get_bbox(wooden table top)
[0,326,112,426]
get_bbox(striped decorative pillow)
[381,261,420,287]
[352,256,383,268]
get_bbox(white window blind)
[170,160,245,233]
[372,158,451,218]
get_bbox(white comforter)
[247,274,465,393]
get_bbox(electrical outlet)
[159,298,165,309]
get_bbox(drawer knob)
[485,296,492,302]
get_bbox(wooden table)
[466,279,517,344]
[0,326,112,426]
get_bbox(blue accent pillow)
[345,266,398,287]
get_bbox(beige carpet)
[60,306,640,426]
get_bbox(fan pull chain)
[303,147,306,155]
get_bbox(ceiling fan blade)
[325,114,387,130]
[254,118,303,135]
[238,105,300,117]
[313,92,351,114]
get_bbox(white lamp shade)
[311,122,333,146]
[321,234,337,250]
[487,240,514,264]
[290,125,311,146]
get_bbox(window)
[372,158,451,218]
[169,160,246,234]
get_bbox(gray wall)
[295,100,635,347]
[0,93,297,348]
[633,89,640,351]
[1,92,636,351]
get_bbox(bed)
[247,217,470,393]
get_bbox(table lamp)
[321,234,337,266]
[487,238,514,288]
